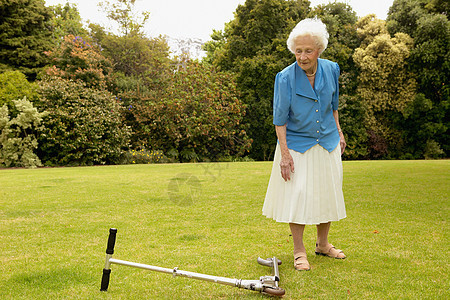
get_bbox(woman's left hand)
[340,132,346,155]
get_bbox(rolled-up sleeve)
[331,63,340,111]
[273,72,291,126]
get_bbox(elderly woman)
[262,18,347,271]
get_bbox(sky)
[45,0,394,42]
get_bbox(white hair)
[287,17,329,55]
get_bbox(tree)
[424,0,450,16]
[407,14,449,157]
[354,15,416,158]
[310,2,358,71]
[410,13,449,105]
[386,0,428,37]
[98,0,150,36]
[90,28,171,91]
[44,34,113,89]
[0,0,54,80]
[48,2,88,44]
[93,0,170,84]
[387,0,449,158]
[130,60,251,162]
[89,0,171,103]
[37,30,131,166]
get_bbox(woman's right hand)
[280,151,295,181]
[275,125,294,181]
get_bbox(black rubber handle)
[106,228,117,255]
[100,268,111,291]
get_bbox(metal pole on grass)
[100,228,285,296]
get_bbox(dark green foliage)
[410,14,449,104]
[387,0,449,158]
[401,93,447,159]
[0,0,53,80]
[235,54,288,160]
[203,0,447,160]
[409,14,449,157]
[310,2,359,72]
[386,0,428,37]
[37,78,131,166]
[424,0,450,16]
[338,94,369,159]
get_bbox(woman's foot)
[315,244,346,259]
[294,253,311,271]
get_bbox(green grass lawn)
[0,160,448,299]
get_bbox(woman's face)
[294,35,320,73]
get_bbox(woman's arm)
[333,110,346,155]
[276,125,295,181]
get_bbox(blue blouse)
[273,59,341,153]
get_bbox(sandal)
[294,253,311,271]
[315,244,346,259]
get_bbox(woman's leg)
[289,223,310,270]
[316,222,331,248]
[290,223,306,255]
[316,222,346,259]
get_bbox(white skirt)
[262,144,346,225]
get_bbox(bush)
[424,139,445,159]
[130,61,252,162]
[37,78,131,166]
[0,97,47,168]
[0,71,39,108]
